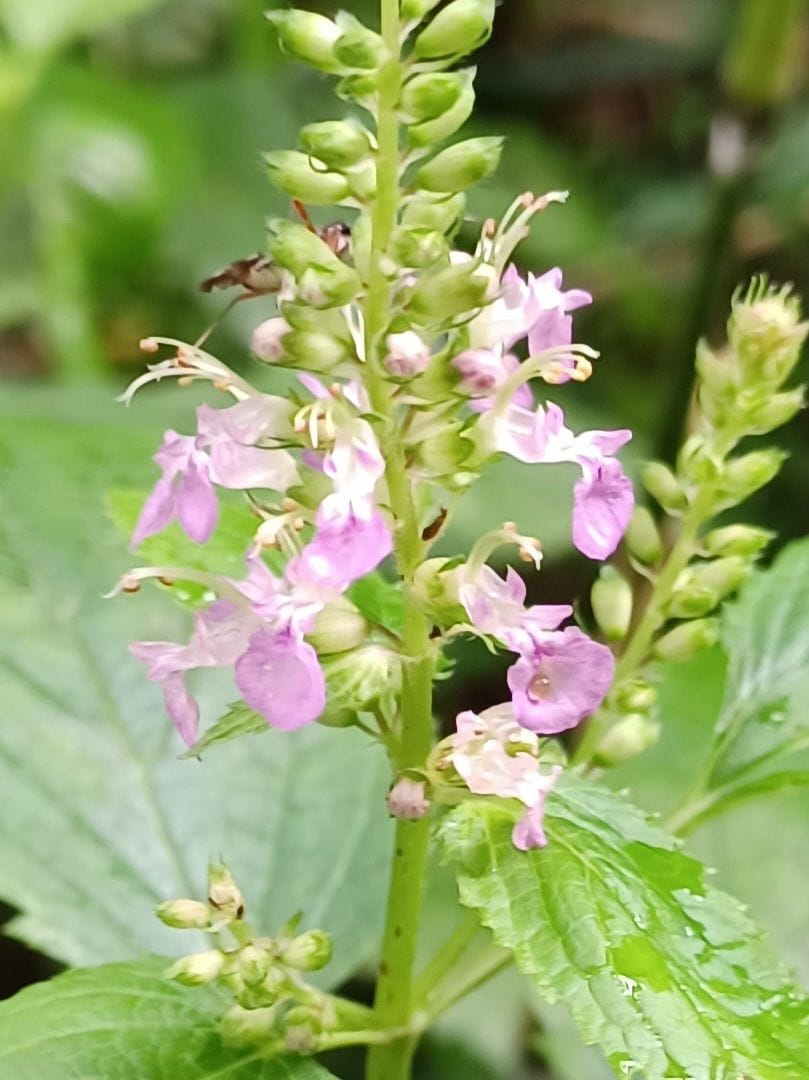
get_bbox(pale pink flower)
[385,331,431,377]
[458,564,572,653]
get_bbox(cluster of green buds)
[586,279,806,767]
[157,862,343,1052]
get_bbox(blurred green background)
[1,1,808,1077]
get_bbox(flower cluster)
[115,0,636,851]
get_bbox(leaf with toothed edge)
[440,775,809,1079]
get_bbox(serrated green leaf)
[107,487,263,609]
[441,776,809,1079]
[713,538,809,782]
[0,393,391,985]
[0,958,336,1079]
[182,701,268,759]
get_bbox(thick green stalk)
[364,3,436,1078]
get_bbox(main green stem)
[363,4,436,1077]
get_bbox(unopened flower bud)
[624,505,663,565]
[703,523,774,557]
[156,898,211,930]
[297,265,361,309]
[336,72,378,107]
[299,120,372,169]
[282,329,351,370]
[686,556,752,600]
[281,930,333,972]
[409,262,489,322]
[590,566,633,643]
[642,461,688,513]
[413,0,496,59]
[413,420,474,484]
[265,151,350,205]
[391,226,449,268]
[265,10,342,73]
[333,17,387,69]
[666,580,719,619]
[612,678,658,713]
[284,1007,323,1052]
[166,949,226,987]
[345,160,377,199]
[387,777,431,820]
[401,0,443,20]
[595,713,661,767]
[385,330,431,377]
[654,618,720,661]
[401,192,466,234]
[208,861,244,921]
[220,1005,278,1047]
[743,387,805,435]
[307,596,368,654]
[416,136,503,193]
[321,645,399,716]
[720,449,787,501]
[401,71,465,121]
[239,944,273,987]
[729,280,807,385]
[414,557,465,625]
[251,317,291,363]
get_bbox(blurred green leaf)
[441,776,809,1078]
[0,957,336,1079]
[0,392,390,985]
[0,0,167,54]
[712,537,809,783]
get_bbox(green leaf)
[107,487,263,608]
[0,0,166,52]
[0,390,391,985]
[182,701,269,759]
[347,571,405,637]
[713,537,809,782]
[0,958,336,1079]
[441,776,809,1079]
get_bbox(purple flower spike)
[133,430,218,547]
[507,627,615,734]
[235,629,326,730]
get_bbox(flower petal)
[235,630,326,730]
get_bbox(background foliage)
[1,0,808,1076]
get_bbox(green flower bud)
[624,505,663,565]
[281,930,333,972]
[208,861,244,921]
[666,581,719,619]
[702,523,774,557]
[284,1007,322,1053]
[401,0,443,20]
[612,678,658,713]
[413,557,466,627]
[408,262,489,322]
[729,279,808,386]
[594,713,661,767]
[720,449,787,501]
[220,1005,278,1047]
[156,898,211,930]
[654,618,720,661]
[590,566,633,643]
[641,461,688,513]
[391,226,449,268]
[412,418,475,486]
[300,121,372,169]
[686,556,752,600]
[281,329,352,370]
[333,15,387,69]
[401,71,465,121]
[239,944,273,987]
[166,949,226,987]
[307,597,369,655]
[322,645,400,716]
[401,192,466,234]
[344,159,378,199]
[336,72,378,107]
[265,151,350,205]
[742,387,805,436]
[297,263,361,307]
[409,74,476,148]
[266,10,342,73]
[268,221,361,307]
[413,0,496,59]
[416,136,503,192]
[676,435,721,487]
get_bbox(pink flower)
[507,627,615,734]
[491,401,634,560]
[459,564,572,653]
[451,349,533,413]
[288,496,393,592]
[385,331,431,377]
[132,431,218,547]
[449,704,562,850]
[525,267,592,360]
[234,628,325,731]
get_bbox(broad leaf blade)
[0,397,391,983]
[714,538,809,781]
[441,777,809,1079]
[0,958,336,1079]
